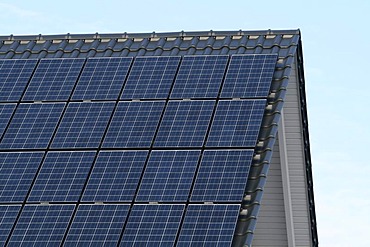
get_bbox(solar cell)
[0,205,21,246]
[0,152,44,203]
[171,55,228,99]
[103,101,165,148]
[82,151,147,202]
[0,59,38,102]
[176,204,240,247]
[22,58,85,101]
[206,100,266,147]
[0,104,16,138]
[0,103,65,149]
[121,56,180,99]
[120,204,184,247]
[72,57,132,100]
[28,151,95,202]
[51,102,115,149]
[154,100,215,147]
[221,54,277,98]
[191,150,254,202]
[8,204,75,247]
[136,150,200,202]
[64,204,129,246]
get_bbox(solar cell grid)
[0,205,21,246]
[121,56,180,99]
[0,59,38,102]
[72,57,132,100]
[82,151,148,202]
[0,103,16,138]
[22,58,85,101]
[27,151,96,202]
[0,152,44,203]
[136,150,200,202]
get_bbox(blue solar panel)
[221,54,277,98]
[27,151,95,202]
[120,204,184,247]
[177,204,240,247]
[22,58,85,101]
[0,104,16,138]
[0,59,38,102]
[103,101,165,148]
[0,103,65,149]
[206,100,266,147]
[171,55,228,99]
[191,150,254,202]
[0,205,21,246]
[64,204,129,246]
[121,56,180,99]
[51,102,115,149]
[0,152,44,203]
[82,151,147,202]
[8,204,75,247]
[72,57,132,100]
[137,150,200,202]
[154,100,215,147]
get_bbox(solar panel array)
[0,54,277,246]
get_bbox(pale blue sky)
[1,0,370,246]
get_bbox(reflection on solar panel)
[8,205,75,247]
[0,103,65,149]
[154,100,215,147]
[120,204,184,246]
[0,152,44,202]
[23,59,85,101]
[221,54,277,98]
[171,55,228,99]
[28,151,95,202]
[0,104,16,138]
[207,100,266,147]
[137,150,200,202]
[72,57,132,100]
[64,204,129,246]
[0,205,21,246]
[0,59,37,102]
[121,56,180,99]
[177,204,240,247]
[82,151,147,202]
[191,150,253,202]
[103,101,165,148]
[51,102,115,148]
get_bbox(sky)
[1,0,370,246]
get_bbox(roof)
[0,29,317,246]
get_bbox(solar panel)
[120,204,184,246]
[27,151,95,202]
[22,58,85,101]
[177,204,240,247]
[0,205,21,246]
[103,101,165,148]
[136,150,200,202]
[0,104,16,138]
[171,55,228,99]
[191,150,254,202]
[82,151,148,202]
[0,59,38,102]
[0,152,44,203]
[121,56,180,99]
[51,102,115,149]
[206,100,266,147]
[154,100,215,147]
[72,57,132,100]
[8,204,75,246]
[64,204,129,246]
[0,103,65,149]
[221,54,277,98]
